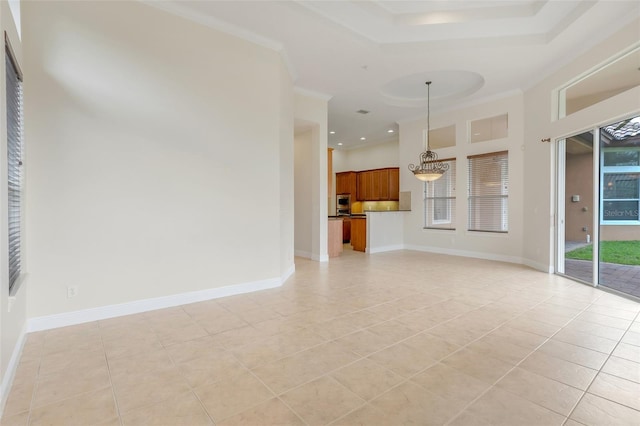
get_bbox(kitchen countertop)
[351,210,410,217]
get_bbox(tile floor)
[2,249,640,425]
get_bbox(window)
[469,114,508,143]
[601,151,640,223]
[6,34,23,292]
[424,159,456,229]
[600,117,640,224]
[468,151,508,233]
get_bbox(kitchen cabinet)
[336,171,357,195]
[351,217,366,252]
[356,168,399,201]
[342,217,351,243]
[389,168,399,200]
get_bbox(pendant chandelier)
[408,81,448,182]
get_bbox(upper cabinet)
[356,168,399,201]
[336,171,357,195]
[388,168,399,201]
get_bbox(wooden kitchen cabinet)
[356,171,372,201]
[389,168,399,200]
[351,217,366,252]
[336,171,357,195]
[342,217,351,243]
[356,168,399,201]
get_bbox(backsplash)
[351,201,399,213]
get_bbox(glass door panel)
[598,116,640,298]
[562,131,595,283]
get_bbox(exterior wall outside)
[565,152,594,242]
[601,225,640,241]
[0,0,28,411]
[23,1,292,318]
[565,148,640,243]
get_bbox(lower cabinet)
[351,217,366,252]
[342,217,351,243]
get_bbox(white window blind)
[424,159,456,229]
[6,35,23,292]
[468,151,508,233]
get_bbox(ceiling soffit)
[296,0,595,45]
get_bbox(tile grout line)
[562,308,640,424]
[441,291,606,425]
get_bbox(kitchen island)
[350,211,408,253]
[328,217,344,257]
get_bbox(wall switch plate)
[67,285,78,298]
[571,195,580,202]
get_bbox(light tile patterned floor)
[2,249,640,425]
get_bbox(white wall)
[399,94,525,263]
[23,1,294,319]
[0,0,28,411]
[333,140,399,173]
[294,130,313,258]
[522,17,640,272]
[294,91,329,262]
[278,63,295,278]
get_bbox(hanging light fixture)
[408,81,448,182]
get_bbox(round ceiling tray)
[380,70,484,107]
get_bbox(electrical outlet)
[67,285,78,298]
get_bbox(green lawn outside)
[565,240,640,266]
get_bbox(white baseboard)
[368,244,404,254]
[312,253,329,262]
[403,244,523,265]
[522,258,554,273]
[28,270,293,333]
[294,250,312,259]
[281,264,295,283]
[0,322,27,418]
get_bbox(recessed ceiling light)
[360,137,366,140]
[330,131,335,134]
[338,143,343,146]
[387,129,394,133]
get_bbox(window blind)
[6,36,23,292]
[468,151,508,233]
[424,159,456,229]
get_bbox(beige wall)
[278,62,295,277]
[0,0,28,409]
[399,93,525,263]
[565,152,594,242]
[293,91,329,261]
[333,140,399,173]
[523,18,640,271]
[23,1,293,318]
[294,130,313,257]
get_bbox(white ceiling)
[152,1,640,149]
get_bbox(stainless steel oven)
[336,194,350,216]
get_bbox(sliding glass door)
[558,131,595,283]
[558,115,640,299]
[598,116,640,297]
